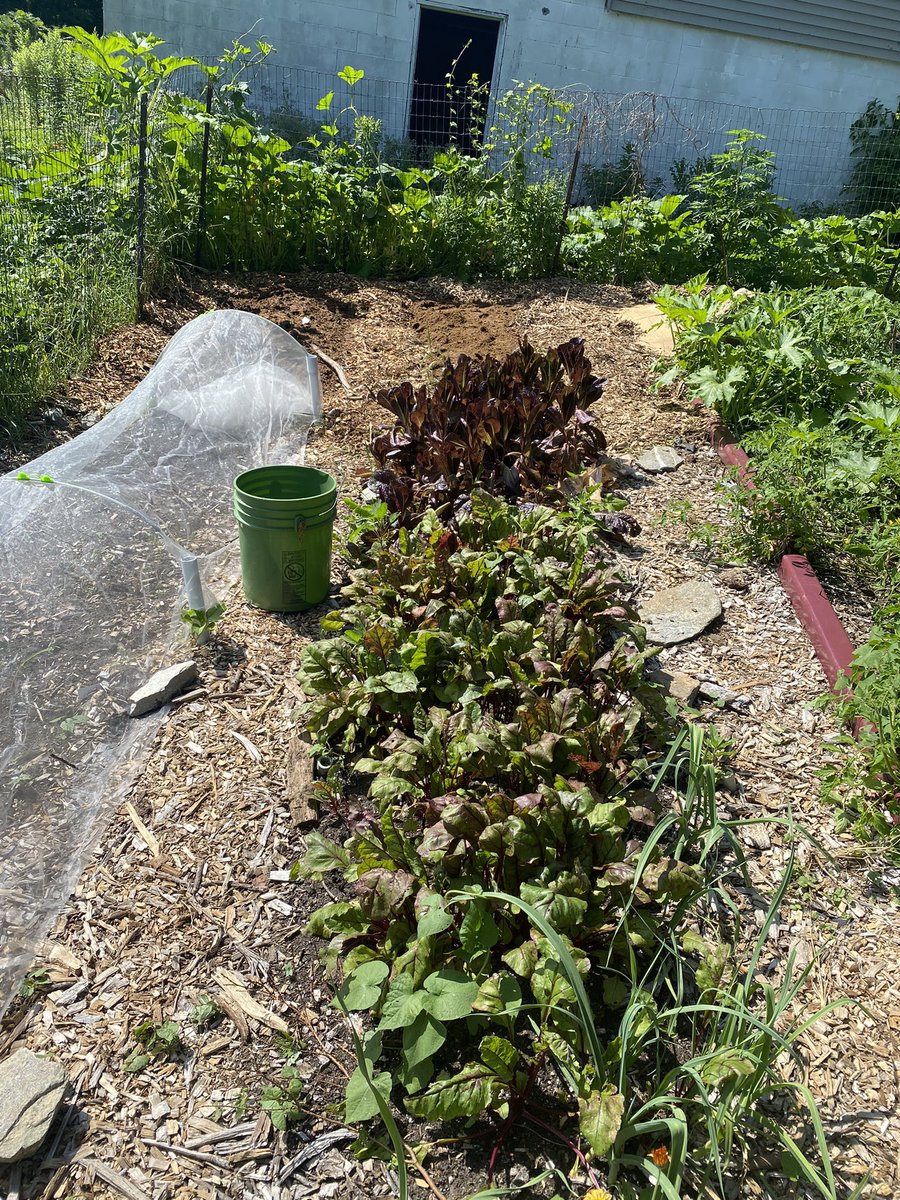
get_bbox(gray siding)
[606,0,900,61]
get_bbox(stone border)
[709,421,855,690]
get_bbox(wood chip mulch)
[1,272,898,1200]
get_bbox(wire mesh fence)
[0,78,139,415]
[190,61,898,213]
[0,55,898,411]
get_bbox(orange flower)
[648,1145,671,1168]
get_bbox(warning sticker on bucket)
[282,550,305,590]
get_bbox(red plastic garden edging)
[708,420,856,691]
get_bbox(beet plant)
[295,495,842,1197]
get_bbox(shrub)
[0,10,47,65]
[582,142,652,206]
[11,28,98,119]
[564,194,695,283]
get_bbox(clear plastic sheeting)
[0,310,321,1014]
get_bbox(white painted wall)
[104,0,900,204]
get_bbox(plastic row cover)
[0,311,321,1014]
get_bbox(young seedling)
[260,1064,304,1130]
[123,1019,183,1073]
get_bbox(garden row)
[656,282,900,838]
[290,342,842,1200]
[1,21,896,827]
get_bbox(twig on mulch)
[311,342,352,393]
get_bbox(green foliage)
[11,26,97,116]
[582,143,655,207]
[18,967,51,998]
[0,10,47,64]
[657,279,900,585]
[123,1019,183,1073]
[565,131,900,290]
[180,602,226,642]
[297,491,660,756]
[847,98,900,214]
[260,1065,304,1130]
[75,48,570,280]
[293,488,843,1194]
[685,131,786,283]
[824,602,900,835]
[565,194,696,284]
[659,277,900,831]
[189,996,221,1029]
[371,338,606,522]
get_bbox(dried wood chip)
[123,801,160,857]
[229,730,262,762]
[286,732,318,825]
[79,1158,152,1200]
[212,968,289,1034]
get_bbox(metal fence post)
[194,77,215,266]
[553,112,588,274]
[135,92,149,318]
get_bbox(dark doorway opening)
[408,7,501,153]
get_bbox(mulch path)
[1,271,897,1200]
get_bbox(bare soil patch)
[1,271,897,1200]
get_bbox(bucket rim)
[234,463,337,504]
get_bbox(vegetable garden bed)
[1,272,898,1200]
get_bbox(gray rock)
[647,668,700,705]
[0,1048,67,1163]
[640,582,722,646]
[636,444,684,473]
[699,681,753,714]
[128,660,198,717]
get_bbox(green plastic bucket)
[233,465,337,612]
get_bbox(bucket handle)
[295,501,337,542]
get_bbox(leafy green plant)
[290,483,835,1195]
[180,602,226,642]
[19,967,51,998]
[658,273,900,833]
[123,1019,183,1073]
[0,10,47,65]
[297,492,659,753]
[823,601,900,835]
[189,996,221,1029]
[685,130,787,284]
[847,98,900,214]
[306,720,846,1197]
[260,1064,305,1130]
[583,143,653,207]
[564,194,695,284]
[370,339,606,522]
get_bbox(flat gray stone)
[0,1048,67,1163]
[699,681,753,714]
[636,444,684,473]
[128,660,198,717]
[641,582,721,646]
